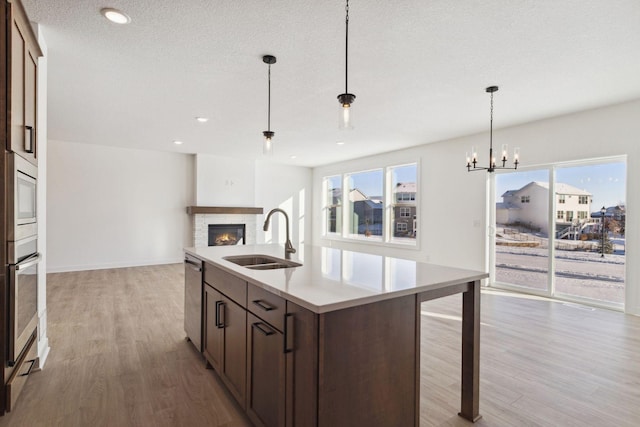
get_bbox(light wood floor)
[1,264,639,426]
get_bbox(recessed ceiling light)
[290,155,297,159]
[195,117,209,123]
[173,140,184,145]
[336,141,345,145]
[101,8,131,24]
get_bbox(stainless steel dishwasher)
[184,254,203,352]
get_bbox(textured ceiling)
[21,0,640,167]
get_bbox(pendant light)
[466,86,520,172]
[262,55,276,155]
[337,0,355,130]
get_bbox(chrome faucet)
[263,208,296,260]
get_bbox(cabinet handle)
[283,313,294,353]
[25,125,34,153]
[215,301,225,328]
[252,299,275,312]
[253,322,274,336]
[20,359,36,377]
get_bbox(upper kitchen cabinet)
[4,0,43,165]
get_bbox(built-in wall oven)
[7,153,38,242]
[7,236,39,366]
[6,153,39,366]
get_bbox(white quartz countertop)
[185,244,488,314]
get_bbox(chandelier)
[467,86,520,172]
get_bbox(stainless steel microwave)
[7,153,38,241]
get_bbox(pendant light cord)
[489,90,494,151]
[267,63,271,131]
[345,0,349,94]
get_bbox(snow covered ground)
[495,230,625,304]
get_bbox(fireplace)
[208,224,246,246]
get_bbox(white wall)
[47,141,194,272]
[312,99,640,315]
[195,153,255,206]
[192,155,313,250]
[254,161,313,250]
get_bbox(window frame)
[321,161,420,249]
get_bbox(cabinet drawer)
[6,330,38,412]
[204,263,247,307]
[248,284,285,332]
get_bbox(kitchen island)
[185,244,488,427]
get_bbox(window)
[521,195,530,203]
[579,195,589,204]
[578,211,588,220]
[391,164,417,241]
[557,211,564,220]
[323,162,418,245]
[396,193,415,201]
[324,176,342,234]
[565,211,574,222]
[346,169,383,239]
[558,195,566,204]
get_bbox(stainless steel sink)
[223,254,302,270]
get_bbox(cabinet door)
[285,302,318,427]
[8,1,41,165]
[247,313,285,427]
[203,284,223,372]
[219,298,246,407]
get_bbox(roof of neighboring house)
[348,188,369,202]
[393,183,416,193]
[502,181,591,197]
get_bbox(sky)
[496,161,626,210]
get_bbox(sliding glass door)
[494,169,551,293]
[492,158,626,308]
[554,162,626,305]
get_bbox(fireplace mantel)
[186,206,264,215]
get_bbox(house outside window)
[346,170,383,239]
[391,164,417,241]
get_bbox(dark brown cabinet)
[1,0,42,416]
[5,0,42,165]
[204,283,247,408]
[197,261,417,427]
[246,313,285,427]
[199,261,318,427]
[245,287,318,427]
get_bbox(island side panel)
[317,294,417,427]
